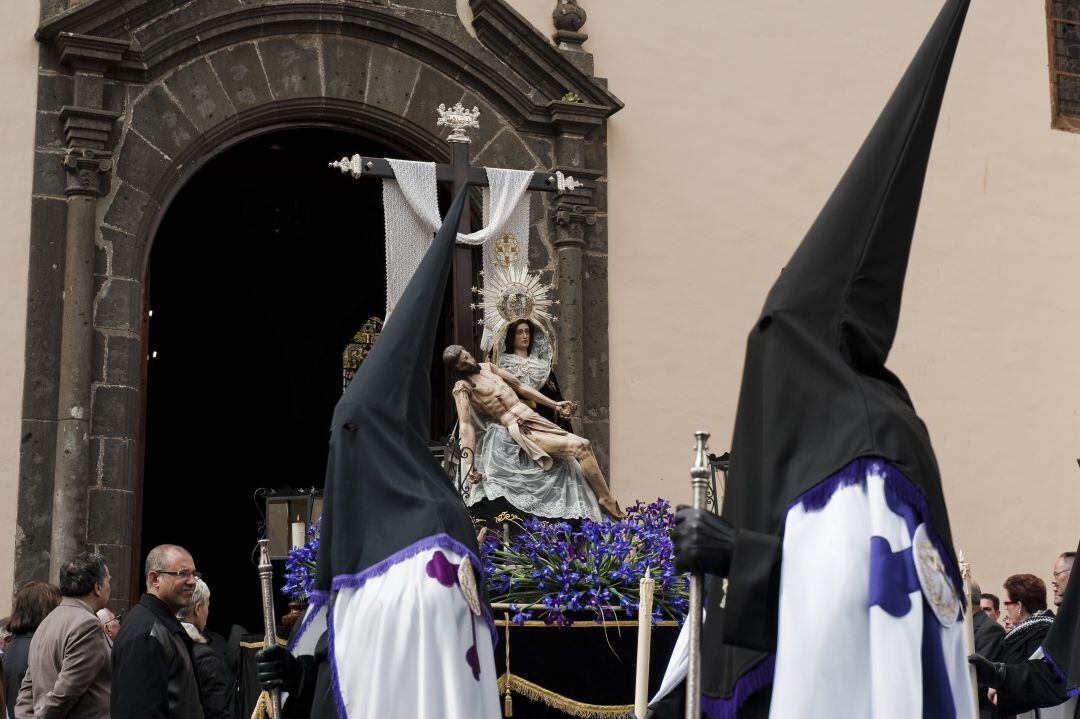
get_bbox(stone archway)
[17,0,620,609]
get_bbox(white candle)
[291,520,306,550]
[635,574,656,718]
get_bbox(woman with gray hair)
[177,579,235,719]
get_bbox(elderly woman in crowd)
[999,574,1055,665]
[2,582,61,717]
[177,578,235,719]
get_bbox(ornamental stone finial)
[553,0,586,33]
[552,0,592,75]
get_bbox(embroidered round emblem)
[913,524,960,627]
[458,560,482,616]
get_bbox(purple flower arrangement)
[480,499,689,627]
[281,519,320,602]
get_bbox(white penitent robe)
[655,462,977,718]
[293,540,501,719]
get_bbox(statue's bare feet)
[599,497,624,520]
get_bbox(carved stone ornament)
[62,147,113,197]
[436,102,481,143]
[913,524,961,627]
[553,202,597,227]
[553,0,587,33]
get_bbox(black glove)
[673,506,736,576]
[968,653,1006,689]
[256,644,303,694]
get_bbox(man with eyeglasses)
[1053,552,1075,609]
[111,544,205,719]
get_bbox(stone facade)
[18,0,620,608]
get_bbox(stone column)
[553,199,595,422]
[48,34,124,580]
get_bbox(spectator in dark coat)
[14,554,112,719]
[2,582,60,717]
[1000,574,1055,664]
[177,578,235,719]
[982,592,1002,622]
[972,581,1006,719]
[111,544,204,719]
[995,574,1055,719]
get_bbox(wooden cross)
[330,102,580,352]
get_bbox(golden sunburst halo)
[470,265,558,337]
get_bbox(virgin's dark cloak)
[699,0,971,707]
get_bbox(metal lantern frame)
[263,486,324,560]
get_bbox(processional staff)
[685,431,711,719]
[327,102,581,352]
[959,551,979,715]
[256,539,282,719]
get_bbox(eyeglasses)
[1052,569,1071,579]
[1002,600,1018,607]
[155,570,201,580]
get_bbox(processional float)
[252,103,588,718]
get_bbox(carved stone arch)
[19,0,620,607]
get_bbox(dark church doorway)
[140,127,454,632]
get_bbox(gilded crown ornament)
[436,103,481,143]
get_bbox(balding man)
[96,608,119,646]
[111,544,204,719]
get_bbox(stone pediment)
[36,0,622,130]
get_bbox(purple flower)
[479,499,689,627]
[281,518,321,601]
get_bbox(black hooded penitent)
[312,187,481,596]
[700,0,970,706]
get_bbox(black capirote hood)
[313,188,479,593]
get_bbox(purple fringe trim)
[790,457,964,600]
[327,533,496,642]
[793,460,867,513]
[700,654,777,719]
[326,599,350,719]
[330,533,477,591]
[1041,644,1078,696]
[1041,644,1068,684]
